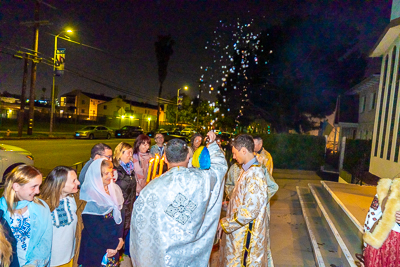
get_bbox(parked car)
[115,126,143,138]
[74,125,113,139]
[167,128,182,135]
[0,144,34,183]
[146,128,168,138]
[164,134,190,143]
[180,127,196,136]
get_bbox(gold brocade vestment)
[220,162,269,267]
[256,148,273,176]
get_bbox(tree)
[165,94,214,130]
[155,35,175,129]
[216,15,367,133]
[165,94,195,124]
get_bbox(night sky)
[0,0,392,105]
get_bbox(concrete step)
[321,181,375,232]
[297,186,345,267]
[308,183,362,267]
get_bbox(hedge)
[343,139,372,182]
[254,134,326,170]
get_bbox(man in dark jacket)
[79,143,113,184]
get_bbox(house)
[332,95,359,152]
[369,0,400,178]
[59,90,112,120]
[0,91,21,104]
[346,74,380,140]
[97,97,165,131]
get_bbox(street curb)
[0,136,73,140]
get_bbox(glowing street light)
[176,86,189,125]
[50,29,73,135]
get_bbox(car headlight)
[26,155,34,161]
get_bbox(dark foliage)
[256,134,326,170]
[216,15,367,133]
[343,139,372,184]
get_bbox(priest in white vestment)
[219,134,270,266]
[130,131,228,267]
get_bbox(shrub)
[343,139,372,184]
[254,134,325,170]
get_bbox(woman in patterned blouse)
[40,166,80,267]
[0,165,52,267]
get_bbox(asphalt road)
[1,138,142,175]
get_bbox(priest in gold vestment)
[253,136,273,176]
[219,134,270,266]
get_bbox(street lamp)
[176,86,188,125]
[50,29,73,135]
[148,117,151,131]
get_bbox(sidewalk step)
[309,184,361,267]
[297,186,347,267]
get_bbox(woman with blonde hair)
[40,166,80,267]
[0,211,17,267]
[113,142,135,255]
[0,165,52,267]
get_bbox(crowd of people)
[0,130,278,267]
[2,130,399,267]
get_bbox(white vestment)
[130,142,228,267]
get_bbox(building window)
[370,92,376,110]
[360,96,366,113]
[104,105,107,110]
[381,45,397,159]
[375,55,388,157]
[81,109,85,113]
[82,100,85,105]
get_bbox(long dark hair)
[133,134,151,154]
[40,166,76,212]
[190,133,203,152]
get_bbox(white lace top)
[50,196,77,266]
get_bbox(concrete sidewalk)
[268,169,322,267]
[121,169,324,267]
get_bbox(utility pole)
[27,1,40,135]
[20,1,49,135]
[18,54,29,137]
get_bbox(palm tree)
[155,35,174,129]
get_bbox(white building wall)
[370,39,400,178]
[391,0,400,20]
